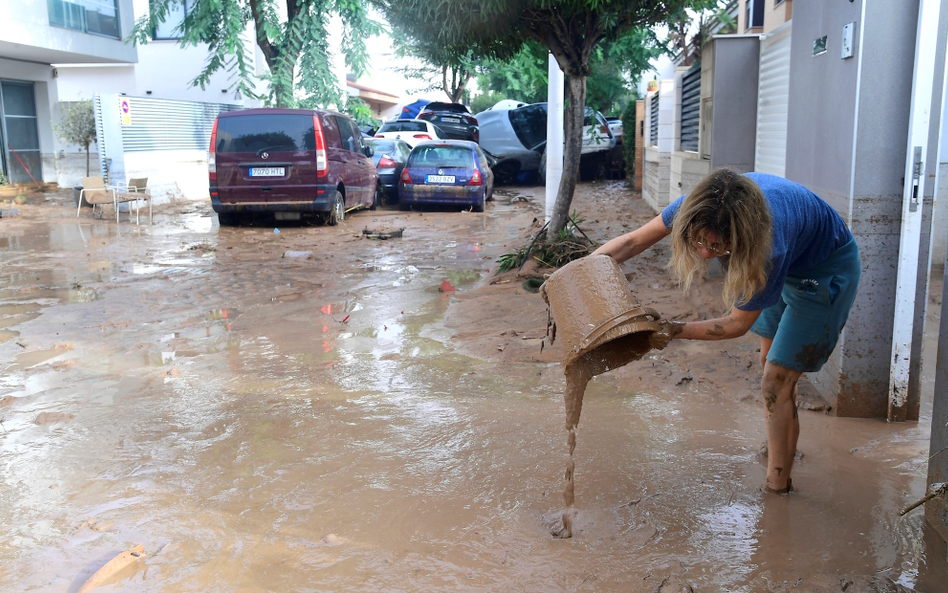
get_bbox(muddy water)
[0,191,946,592]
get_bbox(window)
[153,0,190,40]
[746,0,765,30]
[48,0,121,38]
[508,103,547,150]
[334,116,359,153]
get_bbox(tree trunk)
[549,74,586,236]
[85,145,90,177]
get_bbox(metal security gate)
[755,22,792,176]
[0,80,42,184]
[649,92,659,146]
[680,63,701,153]
[119,96,240,153]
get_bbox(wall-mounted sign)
[813,35,828,56]
[119,97,131,125]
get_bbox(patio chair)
[77,176,115,219]
[112,177,152,225]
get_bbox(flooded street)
[1,184,945,592]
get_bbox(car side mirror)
[365,146,374,157]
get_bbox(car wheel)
[218,212,239,226]
[326,191,345,226]
[492,161,519,186]
[370,182,382,210]
[579,155,598,181]
[399,201,411,211]
[486,186,494,202]
[472,197,485,213]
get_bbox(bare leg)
[759,337,802,491]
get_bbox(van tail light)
[600,124,609,135]
[469,169,482,186]
[378,156,397,170]
[400,168,412,184]
[208,118,218,181]
[374,134,384,138]
[313,114,327,178]
[413,134,432,141]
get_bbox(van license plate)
[441,117,460,124]
[250,167,285,177]
[426,175,455,184]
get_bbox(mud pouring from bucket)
[540,254,665,538]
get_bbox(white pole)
[546,54,564,223]
[888,0,942,420]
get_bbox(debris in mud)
[495,212,599,273]
[439,280,456,293]
[34,411,74,425]
[362,227,404,240]
[76,543,145,593]
[282,250,314,259]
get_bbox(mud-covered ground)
[0,181,945,592]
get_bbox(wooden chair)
[112,177,152,224]
[77,176,114,219]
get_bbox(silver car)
[477,102,616,184]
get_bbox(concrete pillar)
[929,259,948,541]
[785,1,920,417]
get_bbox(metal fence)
[680,63,701,153]
[120,97,242,153]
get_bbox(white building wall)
[0,0,137,64]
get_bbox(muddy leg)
[760,356,802,492]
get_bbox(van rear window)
[215,115,316,153]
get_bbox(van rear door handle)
[261,186,272,191]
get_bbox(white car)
[374,119,444,148]
[605,116,623,145]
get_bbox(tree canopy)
[131,0,379,109]
[375,0,701,234]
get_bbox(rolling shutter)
[755,23,792,176]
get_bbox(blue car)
[399,141,494,212]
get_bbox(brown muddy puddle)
[0,196,945,592]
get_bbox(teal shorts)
[749,239,861,373]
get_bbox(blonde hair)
[668,168,773,309]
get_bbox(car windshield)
[408,145,474,168]
[508,103,547,150]
[379,121,426,133]
[367,139,399,153]
[215,114,316,153]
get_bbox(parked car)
[605,116,623,145]
[365,137,411,203]
[417,102,479,143]
[476,102,547,185]
[209,108,380,226]
[374,119,444,148]
[398,140,494,212]
[477,103,616,184]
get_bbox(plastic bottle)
[0,209,20,218]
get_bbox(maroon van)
[209,108,381,226]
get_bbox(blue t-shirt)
[661,172,853,311]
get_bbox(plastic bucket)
[541,254,661,369]
[541,255,662,428]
